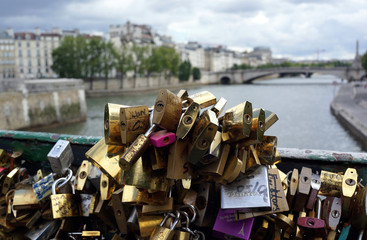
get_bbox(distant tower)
[352,40,362,69]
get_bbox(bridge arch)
[220,76,231,84]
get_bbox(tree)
[87,38,104,89]
[146,47,164,87]
[192,67,201,81]
[160,47,180,84]
[101,41,115,89]
[52,36,77,78]
[178,60,191,81]
[113,43,133,89]
[131,43,149,88]
[362,51,367,72]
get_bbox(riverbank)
[330,82,367,149]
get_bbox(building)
[109,22,155,46]
[203,46,242,72]
[179,42,205,70]
[0,29,16,80]
[244,46,272,67]
[14,28,61,79]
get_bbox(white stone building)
[0,29,16,80]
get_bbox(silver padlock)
[47,140,74,175]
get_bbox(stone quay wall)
[0,79,87,130]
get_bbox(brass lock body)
[104,103,129,145]
[237,108,266,147]
[176,102,200,140]
[222,101,252,143]
[120,105,150,145]
[256,136,278,165]
[153,89,182,132]
[184,90,216,109]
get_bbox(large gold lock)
[237,108,265,147]
[176,102,200,139]
[184,90,216,109]
[85,137,122,182]
[50,171,80,219]
[120,105,150,145]
[104,103,129,145]
[221,101,252,142]
[152,89,182,132]
[150,211,180,240]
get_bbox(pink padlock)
[149,130,176,148]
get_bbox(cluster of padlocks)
[0,89,365,239]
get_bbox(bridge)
[214,66,366,84]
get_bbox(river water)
[46,75,364,152]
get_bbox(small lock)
[120,105,150,145]
[297,197,327,238]
[238,108,266,147]
[0,149,9,167]
[287,168,299,209]
[50,170,80,219]
[306,173,321,210]
[47,140,74,175]
[13,186,40,210]
[342,168,358,219]
[152,89,183,132]
[75,160,92,191]
[149,146,169,170]
[263,109,279,131]
[100,173,114,200]
[150,130,176,148]
[255,136,278,165]
[104,103,129,145]
[184,90,216,109]
[319,170,343,197]
[322,196,341,231]
[85,137,122,182]
[1,167,19,195]
[293,167,312,212]
[119,124,157,171]
[176,102,200,140]
[221,101,252,143]
[173,211,192,240]
[167,138,193,180]
[201,143,230,177]
[111,188,127,234]
[351,185,367,230]
[150,211,180,240]
[200,130,222,166]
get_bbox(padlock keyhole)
[306,218,315,226]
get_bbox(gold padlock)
[177,89,189,100]
[176,102,200,139]
[201,143,230,177]
[222,101,252,143]
[237,108,265,147]
[152,89,182,132]
[148,146,168,171]
[122,157,171,192]
[104,103,129,145]
[0,149,9,167]
[188,110,218,166]
[167,139,193,180]
[138,214,165,238]
[256,136,277,165]
[75,160,92,191]
[111,188,127,234]
[342,168,358,218]
[120,105,150,145]
[100,173,115,200]
[85,137,122,182]
[150,211,180,240]
[319,170,343,197]
[264,109,279,131]
[2,167,19,194]
[50,174,80,219]
[184,91,216,108]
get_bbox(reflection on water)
[46,75,363,152]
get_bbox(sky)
[1,0,367,60]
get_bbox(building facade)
[0,29,16,80]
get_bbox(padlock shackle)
[52,177,67,195]
[180,204,197,223]
[144,124,158,137]
[58,168,73,189]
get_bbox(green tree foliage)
[113,44,133,89]
[192,67,201,80]
[101,41,115,89]
[362,51,367,72]
[52,36,80,78]
[131,43,149,87]
[178,60,191,81]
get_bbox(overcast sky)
[1,0,366,60]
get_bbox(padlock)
[222,101,252,142]
[242,145,261,174]
[320,170,343,197]
[153,89,183,132]
[211,97,227,117]
[256,136,278,165]
[282,213,296,239]
[221,165,271,210]
[322,196,341,231]
[87,165,102,191]
[166,139,193,180]
[200,130,222,165]
[75,160,92,191]
[184,90,216,108]
[212,208,254,240]
[119,124,157,171]
[150,211,180,240]
[201,143,230,177]
[120,105,150,145]
[0,149,9,167]
[149,146,169,171]
[24,220,61,240]
[138,214,165,238]
[32,173,54,201]
[13,186,40,210]
[47,139,74,175]
[122,157,171,192]
[238,108,265,146]
[142,187,173,214]
[187,109,218,166]
[306,173,321,210]
[214,149,242,184]
[68,231,102,239]
[127,206,139,234]
[100,173,114,200]
[342,168,358,219]
[274,213,296,236]
[111,188,127,234]
[26,209,43,229]
[50,172,80,219]
[351,185,367,230]
[104,103,129,145]
[150,130,176,148]
[193,182,217,227]
[94,197,117,230]
[177,89,189,100]
[251,218,272,240]
[263,109,279,131]
[173,211,192,240]
[85,137,122,182]
[297,197,327,238]
[276,168,289,196]
[176,102,200,140]
[287,168,298,209]
[293,167,312,212]
[122,185,166,205]
[1,167,19,194]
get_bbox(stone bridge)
[214,66,366,84]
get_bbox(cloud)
[0,0,366,59]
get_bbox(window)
[28,68,31,73]
[18,42,21,47]
[19,60,23,66]
[27,42,30,47]
[45,60,48,66]
[20,68,23,73]
[27,50,31,57]
[28,60,31,66]
[37,59,41,66]
[36,41,40,47]
[46,68,49,73]
[37,49,40,57]
[18,50,22,57]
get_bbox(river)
[46,75,364,152]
